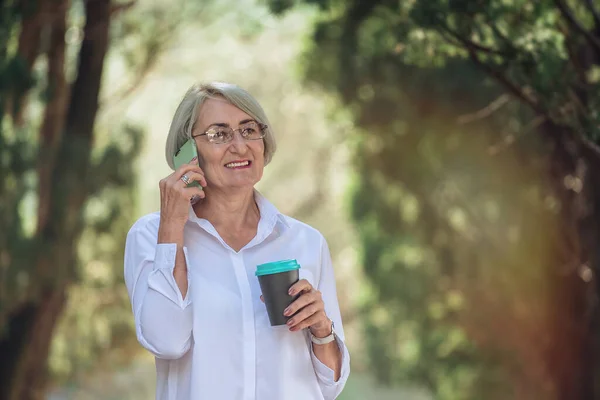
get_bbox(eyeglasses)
[192,121,268,144]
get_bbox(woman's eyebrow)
[207,119,256,128]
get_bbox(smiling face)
[193,97,265,192]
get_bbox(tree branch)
[436,29,470,52]
[100,25,178,111]
[554,0,600,55]
[11,0,49,125]
[101,4,184,113]
[85,126,142,197]
[561,23,589,85]
[437,23,510,56]
[99,56,154,111]
[41,0,112,274]
[487,115,546,156]
[578,131,600,161]
[110,0,136,16]
[583,0,600,31]
[486,20,515,49]
[465,47,546,117]
[456,93,511,124]
[65,0,111,141]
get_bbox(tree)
[1,0,220,395]
[0,0,139,398]
[268,0,600,398]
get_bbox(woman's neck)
[193,187,260,232]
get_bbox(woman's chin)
[222,179,259,191]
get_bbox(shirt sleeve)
[124,220,193,360]
[308,236,351,399]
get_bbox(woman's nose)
[229,131,249,152]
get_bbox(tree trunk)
[37,0,69,234]
[10,0,48,124]
[0,289,67,400]
[0,0,112,398]
[577,140,600,400]
[541,123,600,400]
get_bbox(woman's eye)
[210,130,227,139]
[242,128,256,135]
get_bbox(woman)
[124,82,350,400]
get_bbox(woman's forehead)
[197,98,251,127]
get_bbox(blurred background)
[2,0,600,399]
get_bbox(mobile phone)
[173,139,202,189]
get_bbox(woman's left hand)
[283,279,331,336]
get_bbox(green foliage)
[0,1,34,116]
[0,0,183,387]
[268,0,600,398]
[0,1,39,324]
[47,0,207,382]
[279,0,600,139]
[50,126,142,381]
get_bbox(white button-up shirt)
[124,191,350,400]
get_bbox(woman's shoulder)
[127,211,162,237]
[279,214,326,242]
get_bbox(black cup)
[256,259,300,326]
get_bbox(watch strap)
[310,321,336,345]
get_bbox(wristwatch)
[310,320,336,345]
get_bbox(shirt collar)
[187,190,288,226]
[254,189,289,229]
[186,189,289,251]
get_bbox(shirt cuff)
[154,242,177,268]
[149,243,192,309]
[309,334,350,385]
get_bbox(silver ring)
[181,174,191,185]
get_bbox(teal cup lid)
[255,259,300,277]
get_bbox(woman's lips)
[224,160,252,169]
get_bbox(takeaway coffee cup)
[256,259,300,326]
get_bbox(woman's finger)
[290,312,325,332]
[283,289,320,317]
[286,303,321,330]
[173,163,205,183]
[184,186,206,201]
[288,279,313,296]
[178,171,208,188]
[260,295,264,303]
[163,169,203,192]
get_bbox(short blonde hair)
[165,82,277,170]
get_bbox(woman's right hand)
[159,163,207,228]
